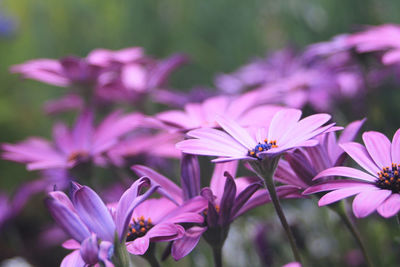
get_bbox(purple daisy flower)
[123,197,205,255]
[275,119,365,190]
[2,110,142,171]
[45,177,159,266]
[176,108,334,163]
[304,129,400,218]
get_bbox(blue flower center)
[247,139,277,159]
[126,216,153,242]
[376,164,400,193]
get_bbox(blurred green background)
[1,0,400,266]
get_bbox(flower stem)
[212,246,223,267]
[250,159,302,264]
[333,202,374,267]
[114,240,131,267]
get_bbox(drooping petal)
[131,165,183,203]
[362,131,392,169]
[313,166,377,182]
[377,193,400,218]
[171,226,206,260]
[318,186,376,206]
[80,234,99,265]
[72,186,116,242]
[61,250,85,267]
[352,189,392,218]
[340,142,380,175]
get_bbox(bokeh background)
[1,0,400,266]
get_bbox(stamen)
[247,140,278,159]
[126,216,153,242]
[376,164,400,193]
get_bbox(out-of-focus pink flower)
[2,110,143,171]
[43,94,84,115]
[155,92,283,131]
[347,24,400,65]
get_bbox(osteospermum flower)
[45,177,159,266]
[176,109,334,163]
[2,110,142,171]
[304,129,400,218]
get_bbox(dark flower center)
[376,164,400,193]
[248,139,277,159]
[67,151,89,163]
[126,216,153,242]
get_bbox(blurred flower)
[45,177,159,266]
[253,224,273,267]
[347,24,400,65]
[155,92,283,131]
[43,94,84,115]
[176,109,334,163]
[2,110,142,171]
[275,119,365,190]
[305,129,400,218]
[150,86,216,108]
[282,262,301,267]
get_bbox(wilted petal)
[172,226,206,260]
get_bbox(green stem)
[114,241,131,267]
[251,159,302,264]
[333,202,374,267]
[212,246,222,267]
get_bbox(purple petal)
[231,182,262,220]
[362,131,392,169]
[391,129,400,163]
[211,156,254,163]
[313,166,377,182]
[126,236,150,255]
[303,180,372,195]
[181,154,201,200]
[268,109,302,142]
[171,226,206,260]
[161,196,207,223]
[80,234,99,265]
[73,110,93,151]
[73,186,116,242]
[116,177,159,241]
[210,161,238,201]
[340,142,380,175]
[318,186,376,206]
[206,201,219,228]
[352,189,391,218]
[176,139,247,158]
[218,172,237,226]
[61,250,85,267]
[131,165,182,203]
[45,195,90,242]
[377,193,400,218]
[215,116,256,149]
[338,118,366,144]
[286,150,317,186]
[98,241,114,267]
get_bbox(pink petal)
[377,193,400,218]
[340,142,380,175]
[352,189,391,218]
[391,129,400,163]
[362,131,392,169]
[268,109,302,142]
[216,116,256,149]
[303,180,372,195]
[126,236,150,255]
[318,186,376,206]
[313,166,377,182]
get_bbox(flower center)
[126,216,153,242]
[248,139,277,159]
[67,150,89,163]
[376,164,400,193]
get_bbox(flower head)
[2,110,142,171]
[304,129,400,218]
[45,177,159,265]
[177,108,334,163]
